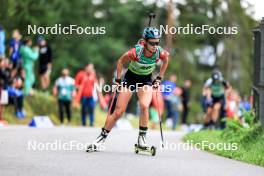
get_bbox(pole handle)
[148,12,156,27]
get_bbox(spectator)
[0,25,5,58]
[238,95,251,120]
[239,95,251,112]
[38,36,53,92]
[20,38,39,96]
[7,77,24,118]
[74,67,86,107]
[226,90,240,119]
[75,64,98,126]
[0,58,12,89]
[0,58,12,119]
[75,67,106,109]
[181,79,192,128]
[162,74,177,128]
[9,29,22,77]
[53,68,75,124]
[170,87,183,130]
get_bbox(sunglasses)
[147,41,160,46]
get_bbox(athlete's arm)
[204,78,212,88]
[116,51,134,79]
[202,78,212,98]
[159,52,169,79]
[223,81,231,89]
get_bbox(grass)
[2,91,108,127]
[184,121,264,167]
[2,91,174,131]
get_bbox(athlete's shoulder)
[204,78,213,87]
[126,48,137,61]
[159,47,169,60]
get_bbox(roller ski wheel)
[86,144,98,152]
[134,144,156,156]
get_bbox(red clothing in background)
[75,70,86,88]
[81,73,97,97]
[74,70,98,103]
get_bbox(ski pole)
[155,90,164,148]
[105,84,118,122]
[148,12,156,27]
[108,91,116,116]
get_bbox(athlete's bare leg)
[104,87,133,131]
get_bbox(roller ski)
[134,144,156,156]
[86,128,109,152]
[86,137,105,152]
[86,143,103,152]
[134,133,156,156]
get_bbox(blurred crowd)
[0,26,52,120]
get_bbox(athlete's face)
[146,38,160,53]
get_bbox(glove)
[114,78,122,85]
[152,76,162,89]
[112,78,122,91]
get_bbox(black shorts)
[211,96,225,107]
[212,96,224,103]
[39,64,51,75]
[122,69,152,91]
[39,65,48,75]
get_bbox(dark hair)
[23,37,32,45]
[37,36,45,43]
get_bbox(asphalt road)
[0,126,263,176]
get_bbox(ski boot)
[134,134,156,156]
[86,128,109,152]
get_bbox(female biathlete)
[87,27,169,151]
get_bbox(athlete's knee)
[213,103,221,110]
[113,107,125,119]
[140,103,150,113]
